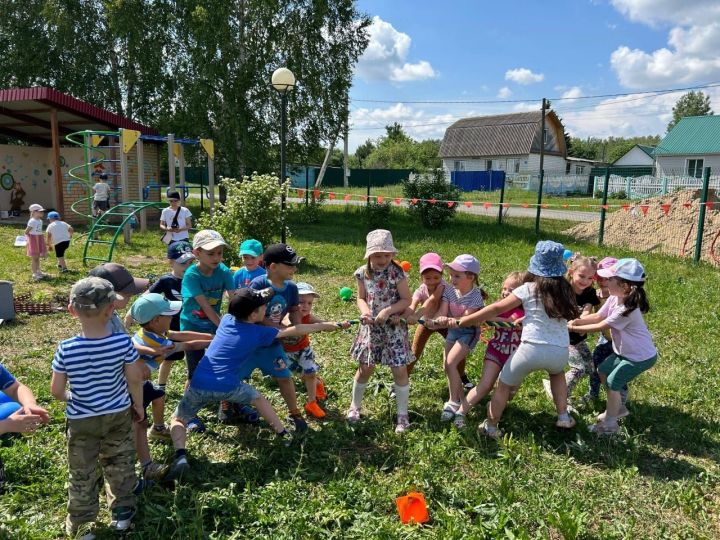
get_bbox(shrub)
[362,200,393,229]
[196,174,288,266]
[609,189,628,200]
[402,169,462,228]
[289,191,326,224]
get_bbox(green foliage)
[402,170,461,228]
[569,135,662,163]
[196,174,287,266]
[362,124,441,170]
[361,200,393,229]
[289,193,326,225]
[667,91,713,132]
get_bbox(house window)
[575,165,585,174]
[485,159,493,171]
[507,158,520,173]
[565,161,571,174]
[687,158,704,178]
[453,160,465,171]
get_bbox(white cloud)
[561,86,584,101]
[505,68,544,85]
[497,86,513,98]
[355,16,436,83]
[609,2,720,88]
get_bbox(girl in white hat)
[25,203,49,281]
[348,229,414,434]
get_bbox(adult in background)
[160,191,192,245]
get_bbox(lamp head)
[272,67,296,94]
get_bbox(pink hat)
[595,256,618,278]
[419,252,444,273]
[446,254,480,275]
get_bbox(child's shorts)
[54,240,70,258]
[174,383,258,424]
[286,346,319,375]
[598,353,657,391]
[92,199,109,212]
[135,380,165,422]
[238,341,292,380]
[446,327,480,350]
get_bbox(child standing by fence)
[348,229,414,433]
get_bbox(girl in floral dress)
[348,229,414,434]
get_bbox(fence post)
[662,176,668,195]
[534,170,544,234]
[693,167,711,263]
[598,168,611,246]
[305,165,309,207]
[497,172,506,225]
[625,176,631,198]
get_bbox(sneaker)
[463,380,476,391]
[109,506,136,532]
[453,413,466,429]
[277,429,294,447]
[186,417,206,433]
[304,401,326,419]
[31,273,43,282]
[235,403,260,424]
[478,419,502,440]
[142,462,169,481]
[133,477,154,495]
[555,416,576,429]
[542,378,553,400]
[61,267,70,273]
[315,378,327,401]
[395,414,410,434]
[597,406,630,422]
[346,406,361,423]
[165,455,190,481]
[440,401,459,422]
[588,421,620,435]
[148,425,172,442]
[289,414,308,433]
[388,386,396,400]
[218,403,239,424]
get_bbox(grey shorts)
[446,327,480,350]
[500,342,569,387]
[173,384,259,424]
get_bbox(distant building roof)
[636,144,656,158]
[654,115,720,156]
[439,111,565,158]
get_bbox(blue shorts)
[238,341,292,380]
[446,327,480,350]
[174,384,259,424]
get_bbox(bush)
[402,169,462,228]
[289,191,326,224]
[609,189,627,200]
[196,174,288,266]
[362,200,393,229]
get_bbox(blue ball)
[563,249,573,261]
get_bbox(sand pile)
[565,189,720,265]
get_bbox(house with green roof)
[654,115,720,178]
[612,144,655,167]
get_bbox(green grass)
[1,205,719,539]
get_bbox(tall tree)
[667,91,713,132]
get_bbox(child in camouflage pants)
[51,277,145,536]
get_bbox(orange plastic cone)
[396,492,430,524]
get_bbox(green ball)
[339,287,353,301]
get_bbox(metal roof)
[654,116,720,156]
[0,87,157,146]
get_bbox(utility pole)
[535,98,547,235]
[343,117,349,188]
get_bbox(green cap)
[239,239,263,257]
[130,293,182,324]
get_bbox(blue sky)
[347,0,720,149]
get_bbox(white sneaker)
[597,406,630,422]
[440,401,459,422]
[395,414,410,434]
[346,407,361,423]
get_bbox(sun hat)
[595,256,618,278]
[229,287,275,319]
[364,229,397,259]
[446,254,480,275]
[597,258,646,282]
[419,253,444,274]
[192,229,228,250]
[88,262,149,296]
[70,277,119,310]
[130,293,182,324]
[29,204,45,212]
[167,241,195,263]
[47,211,60,220]
[528,240,567,278]
[239,239,263,257]
[296,282,320,297]
[264,243,302,266]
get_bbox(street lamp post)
[271,67,296,243]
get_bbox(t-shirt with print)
[485,307,524,365]
[26,217,43,235]
[132,328,175,370]
[442,286,485,318]
[149,274,183,330]
[597,295,657,362]
[51,333,138,419]
[181,263,236,333]
[191,315,279,392]
[234,266,266,289]
[249,276,299,325]
[46,221,71,244]
[0,363,17,391]
[412,279,449,304]
[93,182,110,201]
[160,206,192,242]
[569,286,600,345]
[512,282,569,347]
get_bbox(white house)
[654,116,720,178]
[612,144,655,167]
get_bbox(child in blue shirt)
[233,238,266,288]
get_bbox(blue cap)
[47,211,60,220]
[239,239,263,257]
[130,293,182,324]
[528,240,567,278]
[167,241,195,263]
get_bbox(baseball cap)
[228,287,275,319]
[264,243,301,266]
[130,293,182,324]
[167,190,181,200]
[70,277,119,310]
[29,204,45,212]
[47,211,60,220]
[446,254,480,275]
[239,239,263,257]
[595,256,618,278]
[167,240,195,263]
[192,229,228,250]
[297,282,320,297]
[88,263,149,296]
[419,252,444,274]
[597,258,646,282]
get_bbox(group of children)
[24,203,74,280]
[1,222,658,536]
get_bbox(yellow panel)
[200,138,215,160]
[91,134,105,147]
[173,143,181,158]
[121,129,141,154]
